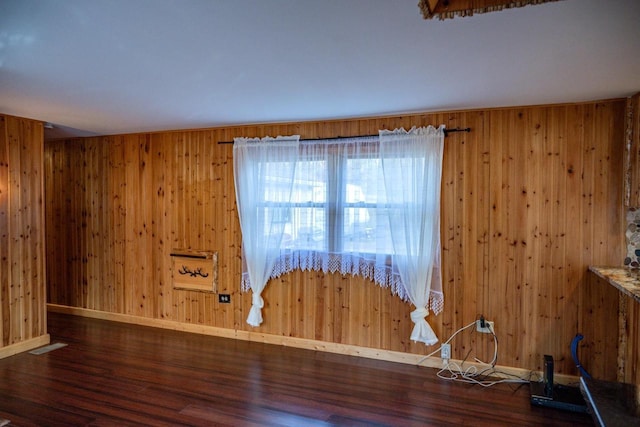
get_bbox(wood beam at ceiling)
[418,0,563,20]
[426,0,441,13]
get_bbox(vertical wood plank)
[0,116,8,346]
[627,93,640,207]
[0,114,47,352]
[564,104,584,375]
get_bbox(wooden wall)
[623,92,640,385]
[45,100,627,377]
[0,114,49,357]
[621,293,640,384]
[626,92,640,206]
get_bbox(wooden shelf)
[585,266,640,425]
[588,266,640,304]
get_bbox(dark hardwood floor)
[0,313,593,426]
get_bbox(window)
[254,138,395,262]
[282,138,394,257]
[234,127,445,344]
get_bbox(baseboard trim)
[0,334,51,360]
[46,304,578,385]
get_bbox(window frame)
[278,139,393,256]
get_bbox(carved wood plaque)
[170,249,217,293]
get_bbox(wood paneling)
[619,292,640,385]
[419,0,561,20]
[45,100,626,377]
[627,92,640,206]
[0,114,48,355]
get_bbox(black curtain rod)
[444,127,471,136]
[217,127,471,144]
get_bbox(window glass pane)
[261,206,290,248]
[344,158,384,203]
[342,205,372,252]
[342,158,393,254]
[342,206,394,254]
[287,207,326,250]
[272,149,398,255]
[291,159,326,203]
[263,161,298,202]
[285,159,327,251]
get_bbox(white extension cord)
[419,319,531,387]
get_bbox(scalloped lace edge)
[241,251,444,315]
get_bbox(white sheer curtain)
[233,135,300,327]
[233,129,445,343]
[272,136,402,295]
[379,126,445,345]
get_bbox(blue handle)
[571,334,591,379]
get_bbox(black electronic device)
[544,354,554,397]
[530,354,588,413]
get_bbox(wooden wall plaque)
[170,250,217,293]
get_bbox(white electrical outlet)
[441,343,451,359]
[476,319,495,334]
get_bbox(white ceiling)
[1,0,639,140]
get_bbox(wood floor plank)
[0,313,593,426]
